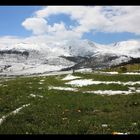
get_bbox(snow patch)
[48,86,78,91]
[83,90,133,95]
[62,74,81,80]
[0,104,30,125]
[99,71,119,74]
[66,79,94,87]
[66,79,140,87]
[76,68,93,73]
[136,90,140,93]
[29,94,43,98]
[128,87,136,91]
[38,82,43,85]
[123,72,140,75]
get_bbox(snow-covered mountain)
[0,39,140,75]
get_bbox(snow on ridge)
[62,74,81,80]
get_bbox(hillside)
[0,39,140,75]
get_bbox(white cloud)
[21,6,140,43]
[1,6,140,47]
[0,36,22,46]
[22,17,48,35]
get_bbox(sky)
[0,6,140,44]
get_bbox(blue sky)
[0,6,42,37]
[0,6,140,44]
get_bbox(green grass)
[103,63,140,73]
[74,72,140,82]
[0,73,140,134]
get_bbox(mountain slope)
[0,39,140,75]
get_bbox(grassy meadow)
[0,72,140,134]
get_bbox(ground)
[0,71,140,134]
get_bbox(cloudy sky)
[0,6,140,44]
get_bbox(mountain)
[0,39,140,76]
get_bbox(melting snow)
[83,90,133,95]
[123,72,140,75]
[12,104,30,114]
[99,71,119,74]
[39,82,43,85]
[136,90,140,93]
[62,74,81,80]
[48,86,78,91]
[29,94,43,98]
[0,104,30,125]
[66,79,140,87]
[66,79,94,87]
[128,87,136,91]
[76,68,92,73]
[101,124,108,127]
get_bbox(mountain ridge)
[0,39,140,75]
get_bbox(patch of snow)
[128,87,136,91]
[29,94,43,98]
[66,79,140,87]
[99,71,119,74]
[12,104,30,114]
[0,116,7,125]
[0,104,30,125]
[136,90,140,93]
[39,82,43,85]
[123,72,140,75]
[76,68,92,73]
[101,124,108,127]
[62,74,81,80]
[48,86,78,91]
[66,79,94,87]
[40,79,45,82]
[83,90,133,95]
[29,94,36,97]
